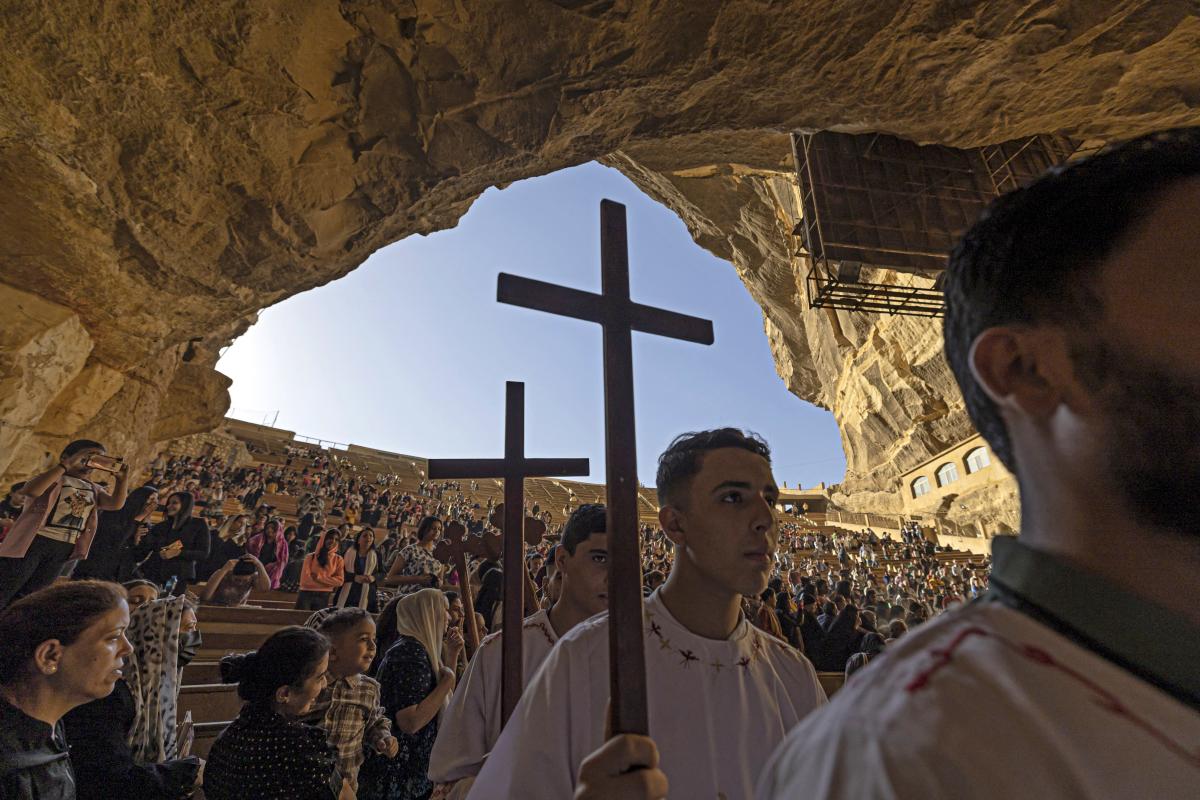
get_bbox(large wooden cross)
[428,381,588,722]
[497,199,714,736]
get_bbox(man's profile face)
[560,532,609,616]
[668,447,778,598]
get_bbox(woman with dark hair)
[335,528,378,611]
[63,595,202,799]
[297,530,345,611]
[473,567,505,633]
[139,492,210,596]
[246,519,289,590]
[0,580,132,799]
[204,626,349,800]
[74,485,159,582]
[383,517,445,597]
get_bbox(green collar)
[987,535,1200,710]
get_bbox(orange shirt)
[300,551,345,592]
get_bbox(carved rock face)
[1,1,1197,528]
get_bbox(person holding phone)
[139,492,210,596]
[0,439,129,610]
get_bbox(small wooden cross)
[428,381,588,723]
[497,199,714,736]
[432,520,482,656]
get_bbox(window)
[936,462,959,487]
[965,446,991,474]
[911,476,931,498]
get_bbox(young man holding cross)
[428,503,610,797]
[468,429,826,800]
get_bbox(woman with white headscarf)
[63,593,202,799]
[358,588,455,800]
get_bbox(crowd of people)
[0,426,987,800]
[1,129,1198,798]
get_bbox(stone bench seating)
[179,683,243,725]
[198,604,312,627]
[183,661,223,684]
[816,672,847,697]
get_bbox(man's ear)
[968,326,1076,420]
[659,505,686,548]
[33,640,64,676]
[275,684,292,707]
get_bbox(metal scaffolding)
[790,131,1089,317]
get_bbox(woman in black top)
[204,627,349,800]
[74,485,159,583]
[0,581,132,800]
[139,492,210,596]
[62,595,201,799]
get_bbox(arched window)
[911,476,931,498]
[965,446,991,474]
[936,462,959,487]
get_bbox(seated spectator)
[138,492,210,596]
[74,485,159,583]
[0,482,26,520]
[204,626,350,800]
[813,603,864,672]
[643,569,665,595]
[384,516,445,596]
[0,440,130,610]
[197,514,249,582]
[123,579,161,610]
[246,519,288,589]
[297,530,346,611]
[0,581,132,798]
[887,618,909,641]
[844,631,887,682]
[336,528,379,612]
[199,554,271,607]
[63,595,202,799]
[472,567,505,633]
[358,589,457,800]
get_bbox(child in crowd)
[308,607,399,791]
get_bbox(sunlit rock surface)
[2,0,1198,526]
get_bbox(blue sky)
[216,162,845,490]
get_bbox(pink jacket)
[246,532,289,589]
[0,477,103,560]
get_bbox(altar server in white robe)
[468,429,827,800]
[758,129,1200,798]
[428,503,610,795]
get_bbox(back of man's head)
[655,428,770,508]
[943,127,1200,477]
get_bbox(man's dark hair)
[62,439,104,458]
[655,428,771,508]
[944,127,1200,475]
[560,503,606,556]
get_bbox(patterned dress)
[392,544,445,596]
[203,703,339,800]
[358,636,438,800]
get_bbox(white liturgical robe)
[429,608,561,783]
[756,601,1200,799]
[467,590,827,800]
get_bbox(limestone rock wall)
[2,0,1198,519]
